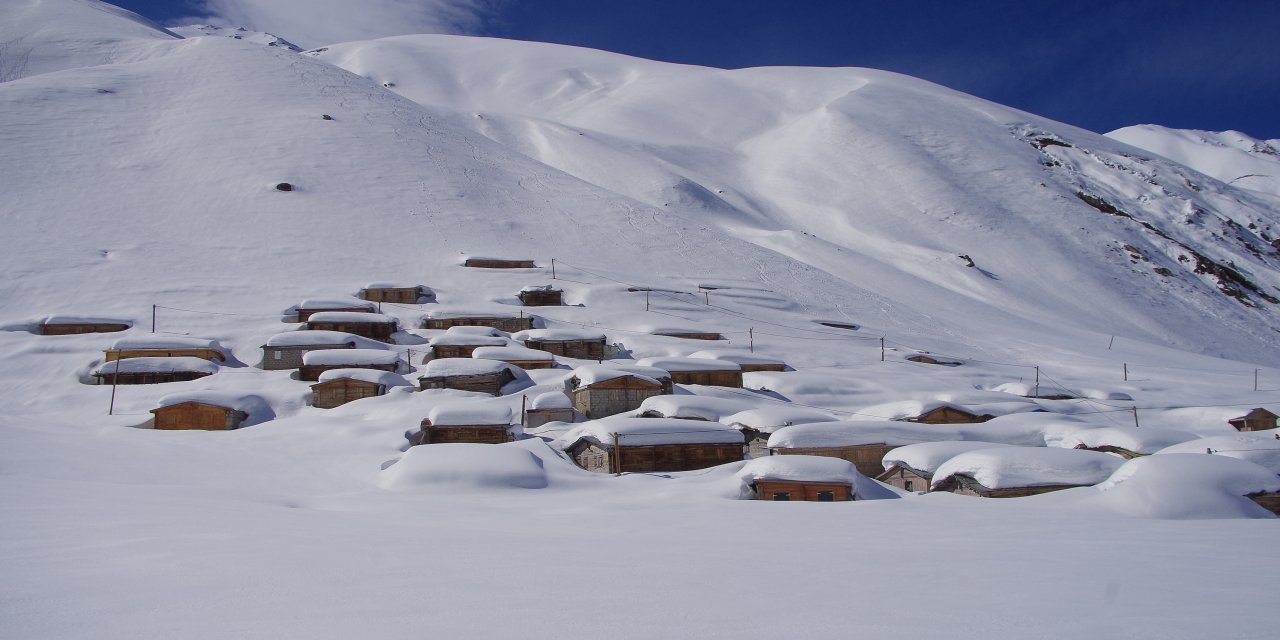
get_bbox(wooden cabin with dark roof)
[561,418,745,474]
[293,299,376,322]
[151,398,253,431]
[298,349,399,382]
[422,311,535,333]
[411,405,516,445]
[359,283,433,304]
[464,257,536,269]
[517,285,563,307]
[38,316,130,335]
[516,329,606,361]
[567,366,672,419]
[93,357,218,386]
[310,369,405,409]
[1229,408,1278,432]
[906,404,994,425]
[418,359,521,395]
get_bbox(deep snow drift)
[2,2,1280,639]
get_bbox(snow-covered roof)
[1154,432,1280,475]
[568,364,669,387]
[41,314,131,325]
[881,441,1016,476]
[421,357,519,377]
[559,417,744,448]
[635,356,741,372]
[721,406,839,433]
[429,334,509,347]
[379,443,547,490]
[1044,426,1200,455]
[297,299,375,310]
[931,447,1125,491]
[425,309,523,319]
[859,398,1016,421]
[646,325,719,336]
[440,326,506,337]
[1091,453,1280,519]
[529,391,573,410]
[471,345,554,362]
[94,356,219,375]
[633,394,758,421]
[315,368,409,387]
[155,391,270,416]
[306,311,396,324]
[513,328,606,342]
[364,282,427,290]
[767,420,962,449]
[302,348,399,366]
[108,336,222,351]
[737,455,861,484]
[687,350,786,366]
[427,402,514,426]
[263,330,382,348]
[519,284,560,293]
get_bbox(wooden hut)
[651,329,722,341]
[472,345,556,370]
[516,285,563,307]
[905,403,995,425]
[906,354,962,366]
[104,336,226,362]
[929,447,1124,497]
[260,330,361,370]
[464,257,536,269]
[635,356,743,387]
[522,392,576,429]
[566,365,672,420]
[766,421,960,478]
[305,312,397,342]
[560,417,745,473]
[298,348,399,382]
[428,329,509,359]
[515,329,607,361]
[292,299,375,322]
[359,283,433,304]
[411,404,516,445]
[722,407,839,459]
[93,357,218,385]
[422,310,535,333]
[310,369,406,409]
[149,393,264,431]
[1229,408,1278,432]
[38,315,130,335]
[418,358,524,395]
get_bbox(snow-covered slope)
[5,3,1280,639]
[1109,125,1280,197]
[169,24,302,51]
[0,0,181,81]
[310,35,1280,365]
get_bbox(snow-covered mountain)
[168,24,303,52]
[1108,124,1280,198]
[4,3,1280,639]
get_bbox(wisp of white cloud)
[187,0,493,49]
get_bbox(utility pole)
[880,337,885,362]
[749,327,754,353]
[704,291,710,305]
[108,352,121,415]
[1255,369,1259,392]
[1123,363,1128,381]
[151,305,156,333]
[1131,407,1140,428]
[551,259,556,280]
[645,291,650,311]
[1107,335,1114,350]
[612,432,621,476]
[1034,366,1040,398]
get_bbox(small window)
[904,480,914,492]
[273,351,282,360]
[816,491,835,502]
[771,492,790,501]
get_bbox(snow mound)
[731,455,898,501]
[429,333,508,347]
[155,390,271,418]
[471,345,554,361]
[1090,453,1280,519]
[633,394,758,421]
[567,364,668,387]
[379,444,547,490]
[427,402,514,426]
[881,441,1016,476]
[263,331,384,348]
[721,406,839,433]
[301,349,399,367]
[559,417,744,448]
[168,24,302,52]
[635,356,741,372]
[768,420,963,449]
[529,391,572,410]
[1044,425,1200,455]
[108,336,222,351]
[687,350,787,367]
[421,358,520,377]
[513,328,606,341]
[1154,432,1280,475]
[315,368,408,387]
[306,311,396,324]
[93,356,219,375]
[932,447,1125,491]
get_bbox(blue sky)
[116,0,1279,139]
